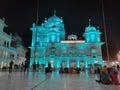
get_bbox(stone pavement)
[0,71,120,90]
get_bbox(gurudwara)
[29,12,104,69]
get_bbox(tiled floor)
[0,70,120,90]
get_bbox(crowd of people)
[7,60,120,85]
[8,60,40,73]
[59,64,120,85]
[90,65,120,85]
[8,60,29,73]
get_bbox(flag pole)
[101,0,110,66]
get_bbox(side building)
[0,18,27,69]
[11,33,28,65]
[29,13,104,69]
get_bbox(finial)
[60,17,63,22]
[32,23,36,27]
[44,17,47,22]
[2,17,5,22]
[97,26,99,29]
[89,19,91,26]
[41,23,44,26]
[54,10,56,15]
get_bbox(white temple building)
[0,18,27,69]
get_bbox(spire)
[53,10,56,16]
[44,17,47,22]
[32,23,36,27]
[41,23,44,26]
[61,17,63,23]
[88,19,91,26]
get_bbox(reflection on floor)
[0,70,120,90]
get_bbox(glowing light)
[117,51,120,60]
[29,12,104,69]
[94,61,98,63]
[61,40,85,43]
[77,60,80,68]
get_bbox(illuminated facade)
[0,18,16,68]
[0,18,27,69]
[29,13,104,69]
[11,33,28,65]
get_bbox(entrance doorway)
[70,61,76,68]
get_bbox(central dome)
[44,14,63,28]
[48,14,62,22]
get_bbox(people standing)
[24,60,29,72]
[9,60,14,73]
[117,64,120,71]
[20,62,24,72]
[94,66,101,81]
[33,62,36,72]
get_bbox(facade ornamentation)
[0,18,27,69]
[29,12,104,69]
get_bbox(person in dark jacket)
[98,66,111,84]
[9,60,14,73]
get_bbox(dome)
[44,14,63,28]
[67,34,78,40]
[85,25,97,33]
[48,14,62,22]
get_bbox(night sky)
[0,0,120,60]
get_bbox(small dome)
[67,34,78,40]
[85,25,96,33]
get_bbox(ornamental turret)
[83,19,101,43]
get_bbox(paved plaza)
[0,70,120,90]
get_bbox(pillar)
[66,59,70,68]
[76,59,80,68]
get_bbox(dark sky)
[0,0,120,60]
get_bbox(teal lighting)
[85,59,88,68]
[67,60,70,68]
[29,12,104,69]
[77,60,80,68]
[50,35,56,42]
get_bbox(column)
[45,61,48,68]
[85,58,88,69]
[76,59,80,68]
[66,59,70,68]
[56,58,60,68]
